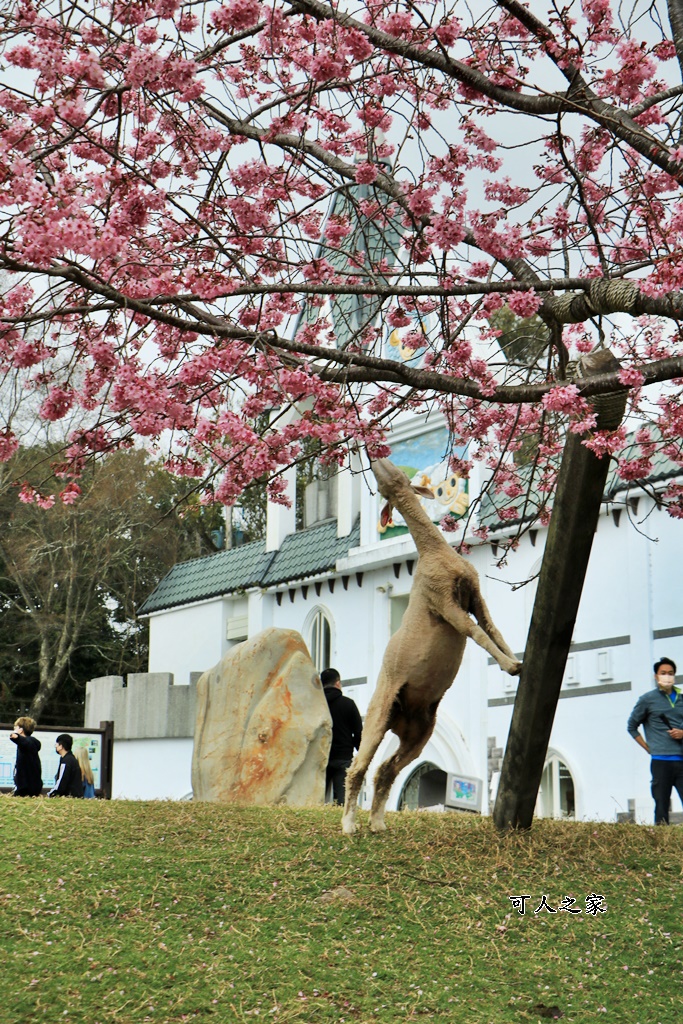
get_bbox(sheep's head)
[370,458,434,527]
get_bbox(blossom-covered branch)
[0,0,681,518]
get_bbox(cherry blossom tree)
[1,0,683,519]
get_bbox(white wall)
[148,597,246,684]
[112,738,194,800]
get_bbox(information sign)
[0,722,113,797]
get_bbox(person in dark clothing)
[627,657,683,824]
[322,668,363,806]
[9,717,43,796]
[48,734,84,798]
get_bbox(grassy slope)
[1,800,681,1023]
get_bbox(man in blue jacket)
[628,658,683,824]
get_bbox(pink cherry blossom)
[542,386,583,415]
[387,308,412,328]
[355,163,378,184]
[0,430,19,462]
[60,483,82,505]
[618,367,645,387]
[211,0,260,33]
[18,484,38,505]
[40,388,75,422]
[440,515,460,533]
[507,290,542,318]
[435,21,462,48]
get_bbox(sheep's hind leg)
[369,710,437,833]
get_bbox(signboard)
[445,772,483,813]
[379,426,470,539]
[0,722,113,797]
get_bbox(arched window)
[308,607,332,671]
[537,756,576,819]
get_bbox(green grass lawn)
[1,799,681,1023]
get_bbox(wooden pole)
[492,350,627,831]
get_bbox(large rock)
[192,628,332,805]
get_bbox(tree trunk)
[29,638,72,723]
[492,349,627,832]
[29,675,67,723]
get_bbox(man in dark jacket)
[48,734,84,798]
[9,717,43,796]
[322,668,363,805]
[628,657,683,823]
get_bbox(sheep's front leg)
[470,592,522,666]
[442,601,522,675]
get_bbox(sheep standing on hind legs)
[341,458,522,836]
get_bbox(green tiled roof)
[138,517,361,615]
[480,432,682,533]
[138,540,273,614]
[262,517,361,587]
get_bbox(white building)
[125,414,683,824]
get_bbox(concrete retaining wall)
[85,674,197,739]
